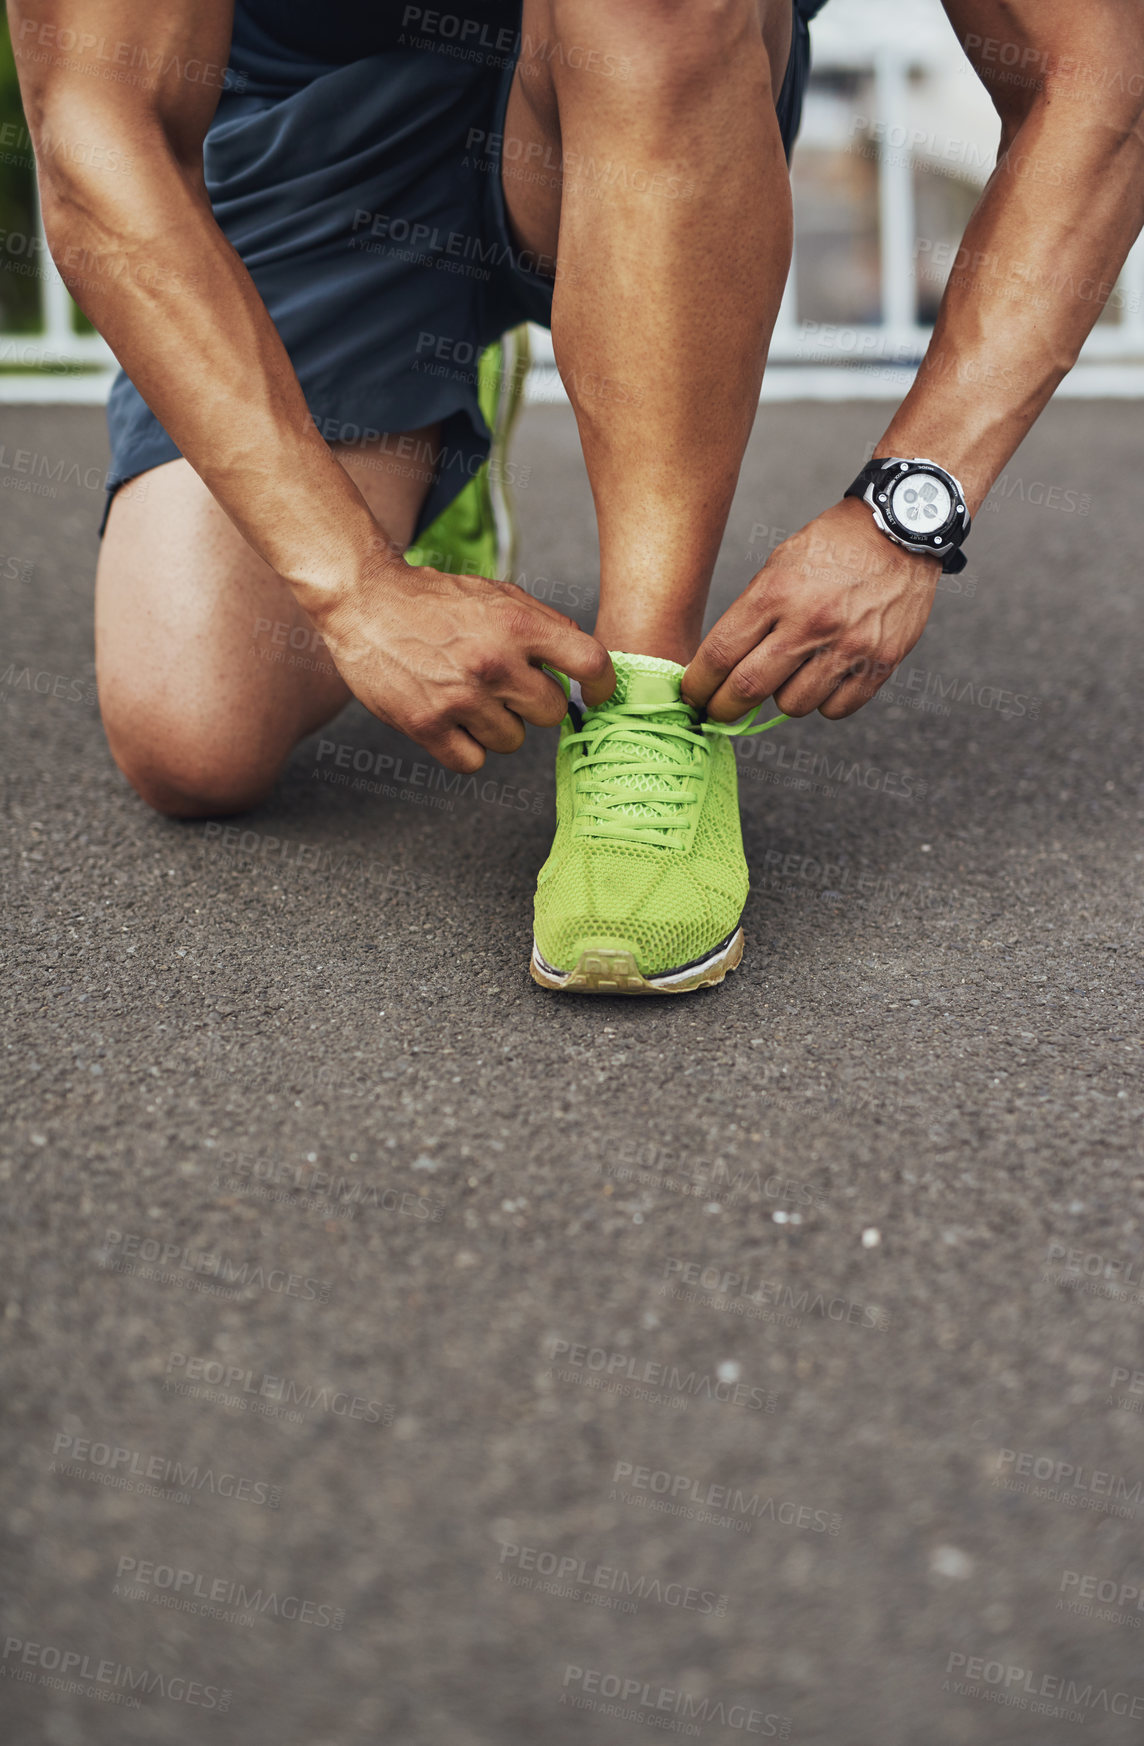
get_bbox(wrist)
[872,428,994,519]
[795,497,940,583]
[778,499,943,593]
[287,530,412,632]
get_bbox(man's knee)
[552,0,759,29]
[548,0,764,83]
[101,684,282,819]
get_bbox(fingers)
[420,698,535,773]
[682,593,780,709]
[818,659,896,720]
[427,725,487,774]
[777,649,899,718]
[772,649,861,719]
[489,578,576,629]
[527,618,615,704]
[459,700,528,756]
[703,636,900,723]
[344,567,613,767]
[686,582,912,723]
[498,666,570,729]
[480,582,614,703]
[701,638,810,724]
[579,658,617,707]
[817,681,873,721]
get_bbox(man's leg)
[504,0,794,662]
[95,429,441,817]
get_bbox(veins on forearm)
[881,98,1144,500]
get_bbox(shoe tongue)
[581,652,696,835]
[623,671,683,708]
[606,652,686,710]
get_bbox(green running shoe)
[404,325,530,582]
[531,652,786,996]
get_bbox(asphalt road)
[2,396,1143,1746]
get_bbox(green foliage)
[0,12,39,331]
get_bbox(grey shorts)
[102,2,816,537]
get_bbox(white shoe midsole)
[531,930,741,988]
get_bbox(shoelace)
[563,697,788,848]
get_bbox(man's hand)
[311,557,615,771]
[682,498,940,722]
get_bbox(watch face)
[887,471,954,538]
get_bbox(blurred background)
[3,0,1144,402]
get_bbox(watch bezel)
[865,459,969,557]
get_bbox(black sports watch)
[844,456,971,573]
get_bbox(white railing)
[0,183,116,400]
[4,0,1144,402]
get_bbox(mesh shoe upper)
[534,653,756,977]
[404,329,529,581]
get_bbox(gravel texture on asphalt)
[2,399,1142,1746]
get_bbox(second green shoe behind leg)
[404,326,530,582]
[531,652,787,996]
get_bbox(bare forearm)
[38,137,389,606]
[878,92,1144,511]
[686,4,1144,724]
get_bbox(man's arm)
[685,0,1144,723]
[9,0,611,767]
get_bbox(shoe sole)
[530,929,744,996]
